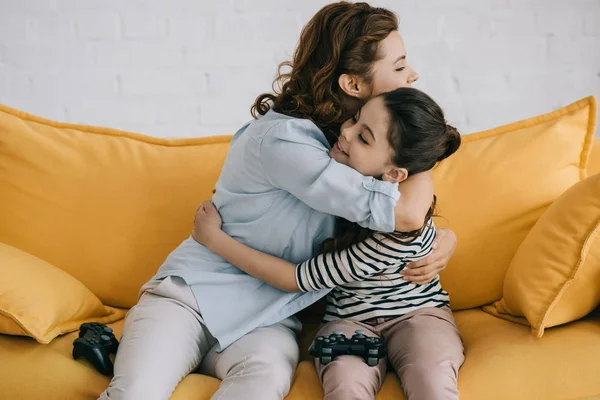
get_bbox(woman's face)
[366,31,419,99]
[330,96,395,178]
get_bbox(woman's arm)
[395,171,435,232]
[403,228,457,284]
[260,119,400,233]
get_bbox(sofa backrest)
[0,105,230,308]
[1,100,597,310]
[590,139,600,176]
[431,97,597,310]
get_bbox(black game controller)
[309,329,387,367]
[72,322,119,376]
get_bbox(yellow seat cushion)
[484,173,600,337]
[455,308,600,400]
[0,105,231,308]
[432,96,597,310]
[0,243,126,344]
[0,319,335,400]
[4,309,599,400]
[293,308,600,400]
[0,319,221,400]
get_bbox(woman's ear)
[382,167,408,183]
[338,74,368,99]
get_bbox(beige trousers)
[315,307,464,400]
[98,276,301,400]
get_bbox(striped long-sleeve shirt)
[295,219,450,322]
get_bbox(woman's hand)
[401,228,457,284]
[192,200,223,247]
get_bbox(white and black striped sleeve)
[295,244,379,291]
[295,220,437,292]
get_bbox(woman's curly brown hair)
[251,1,398,144]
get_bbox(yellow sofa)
[1,98,599,400]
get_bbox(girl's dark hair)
[251,1,398,143]
[320,87,461,254]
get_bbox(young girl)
[193,87,464,400]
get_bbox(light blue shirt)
[154,110,399,350]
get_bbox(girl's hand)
[401,228,457,284]
[192,200,223,247]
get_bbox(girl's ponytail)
[437,124,461,162]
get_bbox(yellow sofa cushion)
[591,138,600,176]
[432,96,597,310]
[0,104,231,308]
[0,243,126,344]
[483,173,600,337]
[2,309,599,400]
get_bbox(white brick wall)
[0,0,599,138]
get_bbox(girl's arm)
[209,230,301,292]
[260,119,426,233]
[193,201,437,292]
[194,201,300,292]
[297,221,437,291]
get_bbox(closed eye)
[395,67,405,72]
[359,134,368,144]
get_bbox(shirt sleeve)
[295,220,437,292]
[260,118,400,233]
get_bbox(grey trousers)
[98,276,301,400]
[316,307,464,400]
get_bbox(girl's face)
[330,96,405,182]
[367,31,419,99]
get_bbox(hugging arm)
[193,201,437,292]
[261,120,428,233]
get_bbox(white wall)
[0,0,599,138]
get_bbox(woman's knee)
[99,375,175,400]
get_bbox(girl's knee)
[401,360,459,400]
[320,359,381,400]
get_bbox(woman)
[100,3,457,400]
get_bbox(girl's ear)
[382,167,408,183]
[338,74,368,99]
